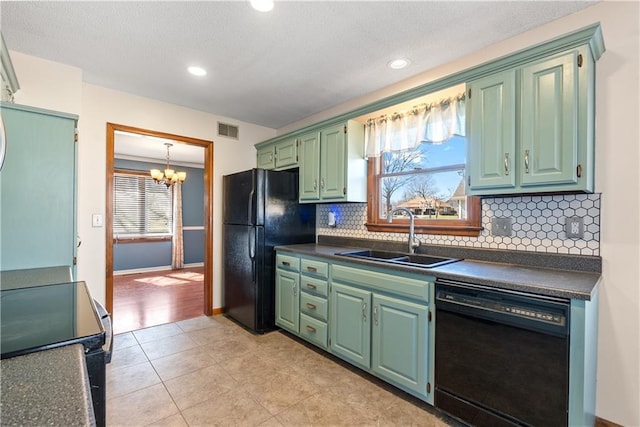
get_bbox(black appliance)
[435,279,570,427]
[223,168,315,333]
[0,281,112,426]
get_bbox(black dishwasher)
[435,279,570,427]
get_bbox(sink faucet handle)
[412,236,421,250]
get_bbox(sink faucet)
[387,208,420,253]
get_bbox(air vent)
[218,122,239,139]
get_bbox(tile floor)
[107,315,457,426]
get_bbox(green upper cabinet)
[299,130,321,200]
[467,45,597,195]
[257,145,275,169]
[0,103,78,273]
[467,70,517,191]
[256,137,299,170]
[299,120,366,204]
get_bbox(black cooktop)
[0,281,105,359]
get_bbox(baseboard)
[212,307,223,315]
[114,262,204,276]
[595,416,623,427]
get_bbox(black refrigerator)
[222,168,316,333]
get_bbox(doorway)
[105,123,214,332]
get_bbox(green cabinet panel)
[329,282,371,370]
[299,131,320,201]
[319,123,346,200]
[371,294,429,398]
[274,138,298,170]
[299,120,366,203]
[0,103,77,272]
[468,46,596,195]
[520,51,579,187]
[257,146,275,169]
[468,70,517,190]
[275,269,299,333]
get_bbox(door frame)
[105,123,214,316]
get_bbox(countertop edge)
[275,243,600,301]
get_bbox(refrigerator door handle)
[248,227,256,282]
[248,189,255,225]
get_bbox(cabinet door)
[371,294,429,398]
[467,70,517,191]
[274,138,298,169]
[275,269,299,333]
[319,123,346,200]
[257,146,275,169]
[299,131,320,201]
[520,51,579,187]
[330,282,371,369]
[0,105,77,272]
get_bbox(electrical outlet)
[492,217,512,237]
[565,217,584,239]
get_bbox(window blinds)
[113,173,173,236]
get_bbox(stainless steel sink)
[336,249,461,269]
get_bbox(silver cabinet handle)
[504,153,510,176]
[373,305,378,326]
[320,178,325,189]
[281,261,290,267]
[269,153,273,161]
[306,325,316,333]
[362,302,367,322]
[306,283,317,290]
[306,266,317,273]
[293,284,297,297]
[313,180,317,190]
[306,302,317,310]
[524,150,530,174]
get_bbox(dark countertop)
[276,243,601,300]
[0,344,96,426]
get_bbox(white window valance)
[365,93,466,158]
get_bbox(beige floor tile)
[113,331,139,350]
[163,364,239,411]
[106,360,161,400]
[185,324,237,346]
[107,343,148,371]
[133,322,184,344]
[201,334,260,363]
[147,412,190,427]
[275,390,379,426]
[141,333,200,360]
[181,388,273,426]
[221,351,284,385]
[151,347,218,382]
[376,394,440,426]
[107,383,179,426]
[258,416,285,427]
[176,315,224,333]
[243,370,320,415]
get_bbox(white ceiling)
[114,131,205,168]
[1,1,597,133]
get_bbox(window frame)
[112,169,174,243]
[365,156,482,236]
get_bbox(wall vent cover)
[218,122,239,139]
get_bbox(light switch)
[92,214,103,228]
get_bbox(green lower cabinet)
[371,294,429,398]
[329,282,371,370]
[275,269,299,333]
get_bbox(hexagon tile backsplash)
[317,194,601,256]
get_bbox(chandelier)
[150,143,187,187]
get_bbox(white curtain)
[171,182,184,269]
[365,94,466,158]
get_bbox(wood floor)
[112,267,205,335]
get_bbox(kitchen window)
[364,86,481,236]
[113,170,173,241]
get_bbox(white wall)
[9,53,276,311]
[281,2,640,425]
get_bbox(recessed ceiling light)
[250,0,274,12]
[187,66,207,77]
[388,58,411,70]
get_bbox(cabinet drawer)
[299,313,328,349]
[276,253,300,272]
[299,275,328,297]
[300,258,329,278]
[300,292,328,322]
